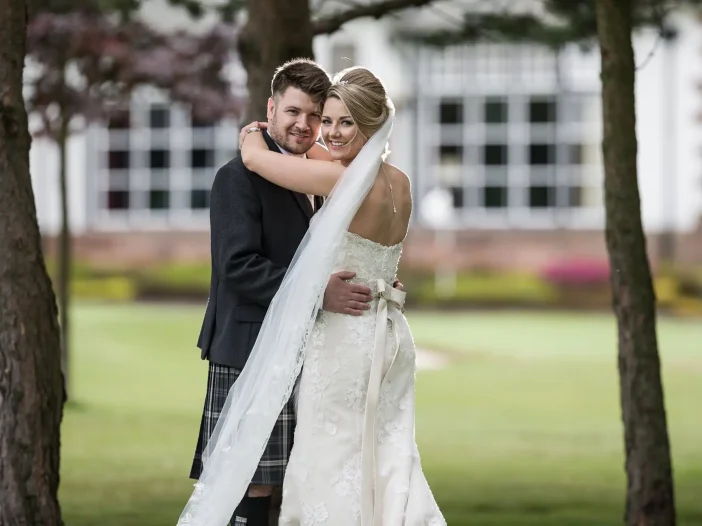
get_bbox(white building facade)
[29,8,702,251]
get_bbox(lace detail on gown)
[280,231,445,526]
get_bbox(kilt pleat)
[190,362,295,485]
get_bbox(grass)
[60,304,702,526]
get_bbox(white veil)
[177,105,395,526]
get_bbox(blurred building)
[31,2,702,271]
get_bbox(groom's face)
[267,87,323,155]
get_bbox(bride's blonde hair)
[326,66,393,159]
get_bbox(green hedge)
[46,261,211,302]
[656,269,702,316]
[47,259,702,313]
[401,267,702,311]
[135,263,211,301]
[408,272,559,307]
[71,277,136,301]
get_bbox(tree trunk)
[0,0,65,523]
[238,0,315,122]
[594,1,676,525]
[57,119,70,400]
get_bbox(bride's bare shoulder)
[381,162,411,191]
[381,162,409,180]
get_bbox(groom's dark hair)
[271,58,331,104]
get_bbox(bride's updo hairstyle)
[326,66,393,158]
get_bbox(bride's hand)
[239,121,268,150]
[240,122,270,169]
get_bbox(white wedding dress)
[279,231,446,526]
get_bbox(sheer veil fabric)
[177,106,395,526]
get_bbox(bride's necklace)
[381,164,397,214]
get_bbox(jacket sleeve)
[210,159,287,307]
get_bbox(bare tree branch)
[428,3,466,28]
[313,0,437,35]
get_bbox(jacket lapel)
[292,192,314,220]
[262,131,314,221]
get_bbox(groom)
[190,58,376,526]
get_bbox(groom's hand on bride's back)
[323,271,372,316]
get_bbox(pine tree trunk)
[594,1,676,525]
[238,0,315,122]
[57,120,70,400]
[0,0,66,523]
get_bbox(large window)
[417,43,603,228]
[91,100,240,229]
[433,94,600,215]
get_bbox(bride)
[177,67,445,526]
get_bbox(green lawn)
[60,304,702,526]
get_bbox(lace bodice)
[334,232,403,288]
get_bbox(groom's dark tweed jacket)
[197,131,324,370]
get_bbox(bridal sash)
[360,278,406,526]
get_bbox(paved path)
[415,348,449,370]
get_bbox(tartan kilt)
[189,362,296,485]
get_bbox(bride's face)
[321,97,365,166]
